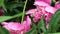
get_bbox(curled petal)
[22,16,31,32]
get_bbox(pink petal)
[35,0,51,5]
[34,1,57,14]
[45,6,57,14]
[2,22,24,31]
[22,16,31,32]
[33,11,42,22]
[7,22,24,30]
[55,1,60,9]
[26,9,37,14]
[34,1,49,6]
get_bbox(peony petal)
[22,16,31,32]
[55,1,60,9]
[2,22,24,31]
[35,0,51,5]
[45,6,57,14]
[26,9,37,14]
[34,1,49,6]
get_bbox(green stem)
[21,0,28,23]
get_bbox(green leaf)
[13,12,22,18]
[48,9,60,33]
[0,26,10,34]
[0,12,22,22]
[52,33,60,34]
[52,0,56,3]
[38,16,48,34]
[13,9,20,14]
[6,2,24,11]
[0,16,13,22]
[0,0,7,12]
[0,0,3,5]
[26,22,37,34]
[49,33,60,34]
[26,28,37,34]
[2,4,7,12]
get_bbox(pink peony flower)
[34,1,57,23]
[55,1,60,9]
[35,0,51,5]
[26,9,42,22]
[27,1,57,22]
[2,16,31,34]
[26,1,57,28]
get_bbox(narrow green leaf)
[0,12,22,22]
[26,22,37,34]
[0,16,13,22]
[13,12,22,18]
[0,0,7,12]
[48,9,60,32]
[2,4,7,12]
[38,16,48,34]
[26,28,37,34]
[0,0,3,5]
[21,0,28,22]
[7,2,24,10]
[13,9,20,13]
[0,26,10,34]
[52,0,56,3]
[49,33,60,34]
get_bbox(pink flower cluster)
[26,0,60,28]
[2,16,31,34]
